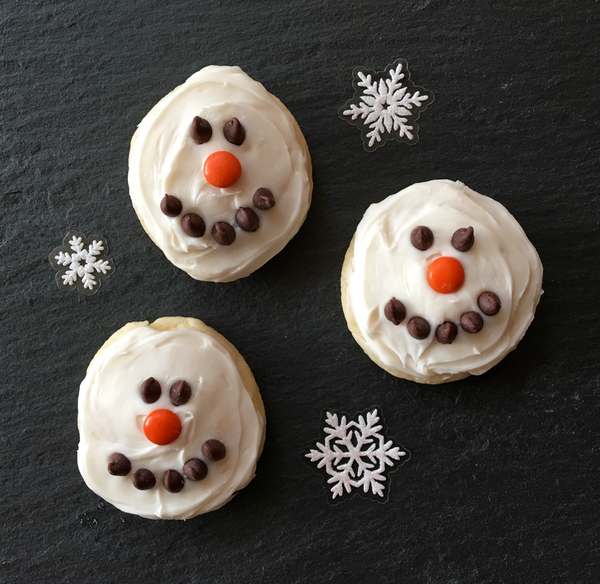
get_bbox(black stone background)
[1,0,599,582]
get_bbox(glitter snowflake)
[304,407,409,503]
[340,59,434,151]
[49,231,114,295]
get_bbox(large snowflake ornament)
[49,231,114,295]
[304,407,409,503]
[340,59,434,151]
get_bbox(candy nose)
[143,409,182,445]
[427,256,465,294]
[203,151,242,188]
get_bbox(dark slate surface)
[1,1,599,582]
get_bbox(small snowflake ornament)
[304,407,409,503]
[340,59,434,152]
[49,231,114,295]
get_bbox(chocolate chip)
[163,469,185,493]
[190,116,212,144]
[410,226,434,251]
[451,226,475,252]
[384,298,406,325]
[108,453,131,476]
[183,458,208,481]
[223,117,245,145]
[132,469,156,490]
[435,322,458,344]
[407,316,431,339]
[212,222,236,245]
[140,377,161,404]
[160,194,182,217]
[169,380,191,406]
[460,311,484,333]
[236,207,260,232]
[181,213,206,237]
[202,439,226,461]
[252,187,276,210]
[478,291,501,316]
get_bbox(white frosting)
[346,180,543,382]
[77,325,264,519]
[128,65,312,282]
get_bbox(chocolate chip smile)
[108,438,227,494]
[384,290,501,344]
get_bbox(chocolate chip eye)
[252,187,276,210]
[477,291,501,316]
[160,194,182,217]
[223,117,245,145]
[384,297,406,325]
[410,226,434,251]
[451,226,475,252]
[169,380,191,406]
[190,116,212,144]
[141,377,161,403]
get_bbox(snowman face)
[383,223,502,344]
[105,377,227,493]
[345,180,543,382]
[77,324,264,519]
[160,113,278,245]
[128,66,312,282]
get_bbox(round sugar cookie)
[341,180,543,384]
[77,317,266,519]
[128,65,312,282]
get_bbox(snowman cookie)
[128,66,312,282]
[77,317,265,519]
[341,180,543,384]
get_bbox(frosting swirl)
[344,180,543,382]
[77,320,265,519]
[128,65,312,282]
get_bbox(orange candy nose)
[427,256,465,294]
[203,151,242,188]
[143,409,182,445]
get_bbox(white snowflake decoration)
[340,59,433,151]
[49,231,114,295]
[305,407,409,503]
